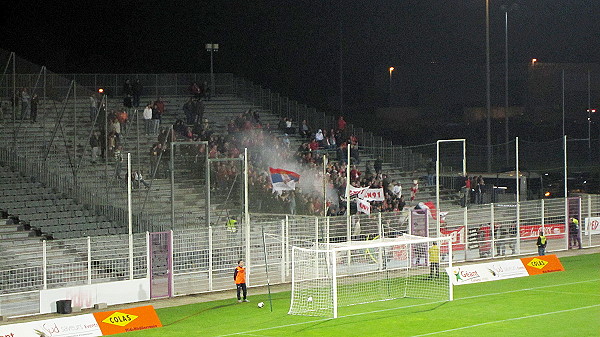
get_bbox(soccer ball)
[257,302,265,308]
[307,296,313,302]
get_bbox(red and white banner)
[357,199,371,215]
[585,217,600,235]
[349,187,385,201]
[446,254,564,285]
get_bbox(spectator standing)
[194,99,205,125]
[90,131,101,164]
[151,104,161,135]
[132,79,143,107]
[116,109,128,134]
[476,175,485,204]
[428,242,440,278]
[374,157,383,175]
[123,79,133,96]
[427,158,435,186]
[203,81,211,100]
[234,260,249,303]
[569,218,582,249]
[143,104,153,135]
[20,87,31,120]
[154,97,166,120]
[89,93,99,121]
[183,97,195,124]
[410,179,419,202]
[114,146,124,179]
[337,116,347,132]
[123,79,133,109]
[536,230,547,256]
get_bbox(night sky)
[1,0,599,142]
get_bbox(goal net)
[288,234,452,318]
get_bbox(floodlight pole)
[587,70,591,152]
[485,0,492,172]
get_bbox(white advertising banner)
[446,259,529,285]
[39,279,150,314]
[0,313,102,337]
[585,217,600,235]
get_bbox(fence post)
[285,215,290,277]
[378,212,383,239]
[588,195,592,247]
[42,240,47,290]
[209,224,213,291]
[315,217,319,244]
[280,219,286,282]
[541,199,545,231]
[87,236,92,285]
[490,203,495,258]
[463,206,468,262]
[326,217,330,244]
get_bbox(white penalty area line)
[410,304,600,336]
[215,278,600,337]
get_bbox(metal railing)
[1,195,598,317]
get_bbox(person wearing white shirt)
[143,104,153,135]
[392,182,402,198]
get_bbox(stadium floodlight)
[205,43,219,98]
[288,234,452,318]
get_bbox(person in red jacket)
[337,116,347,132]
[234,260,249,303]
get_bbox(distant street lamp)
[388,67,395,107]
[205,43,219,96]
[531,58,537,66]
[587,109,596,150]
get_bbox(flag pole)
[323,154,328,217]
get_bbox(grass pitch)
[126,254,600,336]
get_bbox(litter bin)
[56,299,72,314]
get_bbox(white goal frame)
[288,234,453,318]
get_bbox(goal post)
[288,234,453,318]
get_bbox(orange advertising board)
[93,305,162,335]
[520,254,565,275]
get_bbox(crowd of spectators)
[88,81,412,217]
[158,100,410,216]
